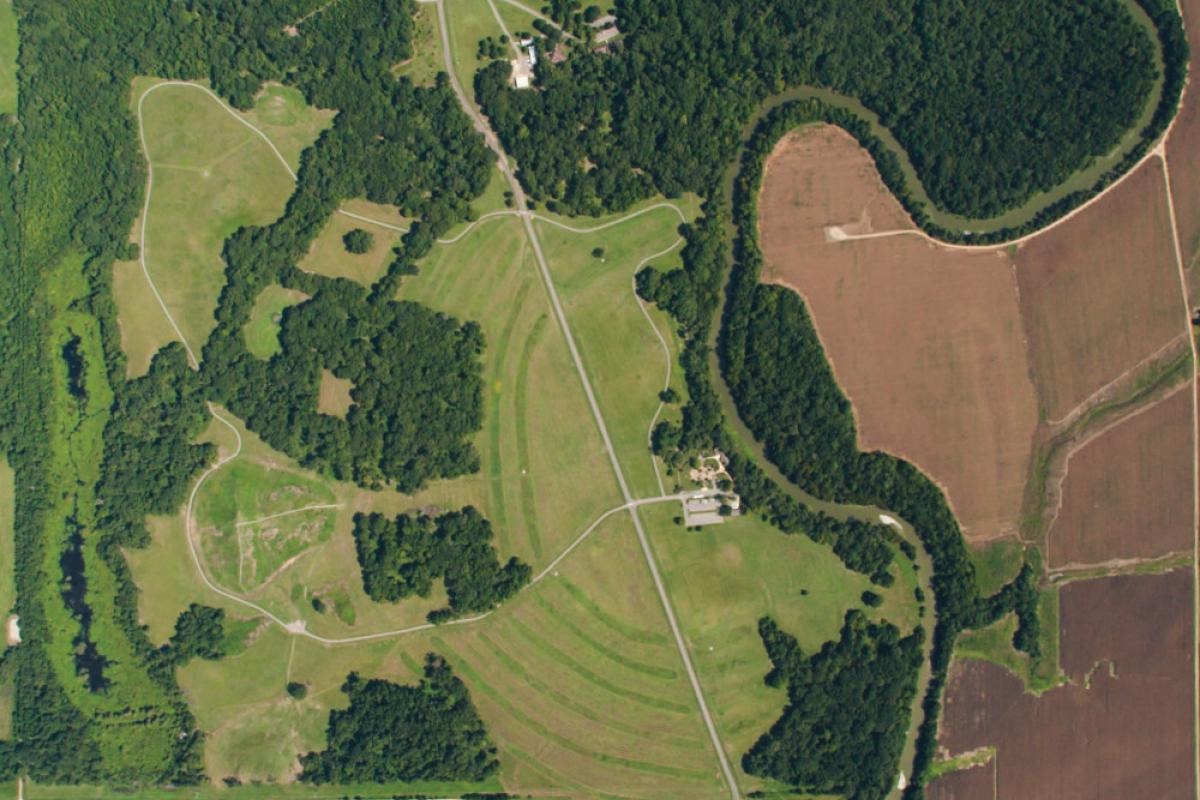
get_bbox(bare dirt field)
[1165,0,1200,286]
[758,125,1039,541]
[1013,158,1183,423]
[939,570,1195,800]
[928,759,995,800]
[1048,384,1193,567]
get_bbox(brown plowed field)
[939,570,1195,800]
[1048,385,1193,567]
[1165,0,1200,286]
[758,126,1038,541]
[928,759,994,800]
[1013,158,1183,423]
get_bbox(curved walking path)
[432,1,743,795]
[133,79,705,649]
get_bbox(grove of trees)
[299,656,499,784]
[353,507,531,622]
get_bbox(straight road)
[432,2,743,796]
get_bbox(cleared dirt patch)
[758,125,1038,541]
[1049,385,1193,567]
[1014,158,1183,422]
[939,570,1195,800]
[317,369,353,417]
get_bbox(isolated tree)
[342,228,374,254]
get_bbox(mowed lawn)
[297,199,409,285]
[643,503,919,796]
[113,79,325,375]
[0,0,17,115]
[536,197,701,499]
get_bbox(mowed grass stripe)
[505,617,690,713]
[514,313,548,558]
[529,593,678,680]
[433,637,708,780]
[475,630,705,750]
[499,742,646,800]
[556,577,669,644]
[486,278,533,539]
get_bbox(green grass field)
[535,198,701,499]
[243,285,308,359]
[110,41,927,796]
[644,503,918,796]
[297,199,408,285]
[113,79,326,374]
[0,0,16,115]
[965,537,1025,596]
[395,2,442,86]
[445,0,511,103]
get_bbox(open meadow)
[112,79,322,374]
[0,0,15,115]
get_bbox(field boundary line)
[1043,379,1191,565]
[1156,147,1200,792]
[1045,333,1190,429]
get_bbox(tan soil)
[1049,385,1193,567]
[758,125,1038,541]
[1013,158,1183,422]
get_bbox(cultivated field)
[927,759,995,800]
[0,0,15,115]
[113,79,320,373]
[1165,0,1200,283]
[758,125,1038,541]
[1013,157,1184,422]
[1048,384,1193,567]
[938,570,1195,799]
[297,199,408,285]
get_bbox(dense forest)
[353,507,531,622]
[478,0,1172,221]
[744,613,923,799]
[299,656,500,784]
[0,0,499,786]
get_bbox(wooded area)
[299,656,500,784]
[353,507,531,622]
[479,0,1169,221]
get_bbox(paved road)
[433,2,742,796]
